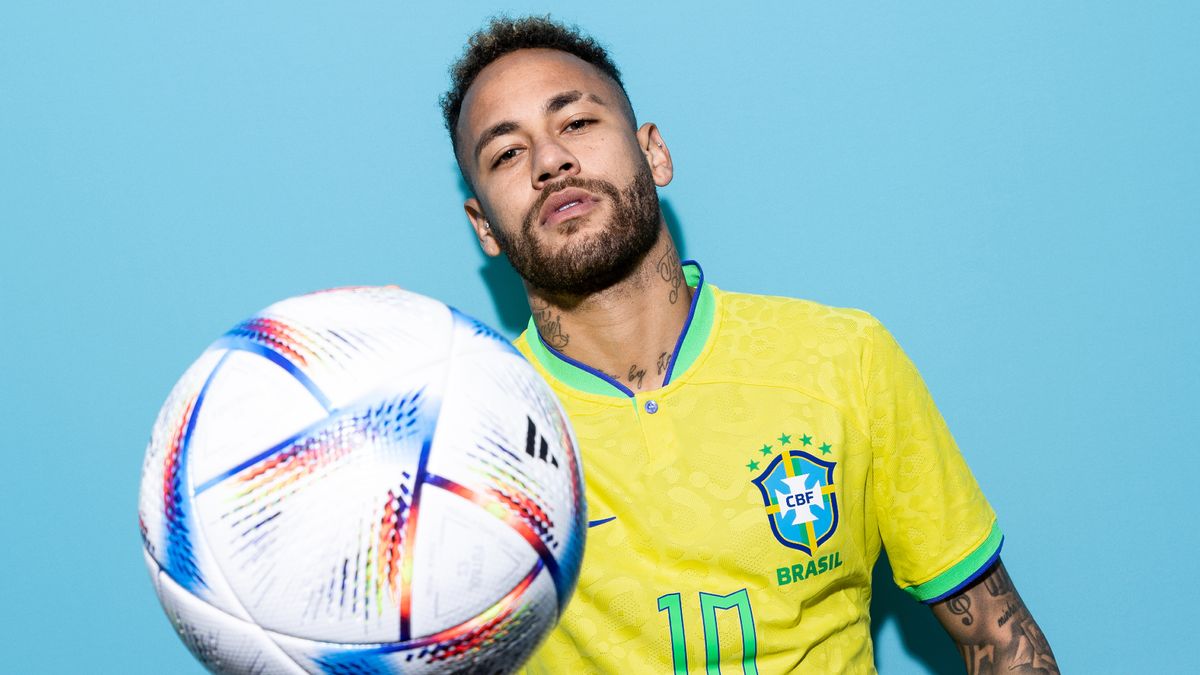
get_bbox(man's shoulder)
[696,287,886,402]
[714,286,882,339]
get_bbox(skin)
[456,47,1059,670]
[458,49,690,392]
[932,560,1060,674]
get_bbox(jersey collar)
[523,261,715,398]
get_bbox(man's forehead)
[459,49,620,139]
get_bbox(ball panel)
[269,566,559,675]
[193,369,445,644]
[186,348,329,493]
[149,551,309,675]
[140,347,255,621]
[447,306,521,358]
[244,287,455,411]
[139,348,226,572]
[407,483,538,637]
[426,348,586,612]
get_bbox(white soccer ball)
[138,286,585,674]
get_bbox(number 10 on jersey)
[657,589,759,674]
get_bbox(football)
[137,286,585,674]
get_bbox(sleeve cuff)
[902,521,1004,604]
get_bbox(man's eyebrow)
[474,120,519,163]
[545,90,607,114]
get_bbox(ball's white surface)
[138,287,585,674]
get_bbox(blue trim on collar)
[525,261,710,398]
[536,331,635,397]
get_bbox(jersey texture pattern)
[515,263,1000,674]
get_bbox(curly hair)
[441,16,632,158]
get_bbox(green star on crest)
[800,434,812,446]
[746,460,760,471]
[760,444,773,456]
[819,443,832,455]
[778,433,791,445]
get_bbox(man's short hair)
[440,16,631,160]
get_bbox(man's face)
[457,49,673,296]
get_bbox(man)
[441,16,1058,674]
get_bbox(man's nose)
[531,139,579,189]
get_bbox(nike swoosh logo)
[587,516,617,528]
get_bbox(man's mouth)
[539,187,599,228]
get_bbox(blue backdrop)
[2,2,1196,673]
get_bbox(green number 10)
[656,589,759,674]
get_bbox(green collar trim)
[524,261,714,397]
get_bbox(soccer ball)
[138,287,585,674]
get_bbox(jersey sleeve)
[866,318,1002,603]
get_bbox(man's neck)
[527,229,693,393]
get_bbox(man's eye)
[565,118,595,132]
[492,148,520,168]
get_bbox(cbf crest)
[751,450,839,556]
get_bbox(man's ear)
[637,122,674,188]
[465,198,502,257]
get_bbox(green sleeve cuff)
[902,521,1004,603]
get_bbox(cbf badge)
[751,450,839,556]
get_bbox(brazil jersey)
[514,262,1001,674]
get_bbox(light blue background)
[2,2,1196,673]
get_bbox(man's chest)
[563,383,881,596]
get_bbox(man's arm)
[930,558,1060,674]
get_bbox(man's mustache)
[523,176,622,233]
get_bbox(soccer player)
[441,16,1058,674]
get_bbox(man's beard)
[490,162,661,297]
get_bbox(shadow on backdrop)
[455,170,529,336]
[460,165,690,338]
[870,554,961,674]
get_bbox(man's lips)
[539,187,600,228]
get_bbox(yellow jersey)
[515,262,1000,674]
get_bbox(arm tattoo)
[983,564,1014,597]
[656,351,671,375]
[958,644,995,675]
[627,364,647,388]
[939,562,1059,674]
[946,593,974,626]
[1009,615,1058,672]
[656,245,684,304]
[531,300,569,350]
[997,601,1018,628]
